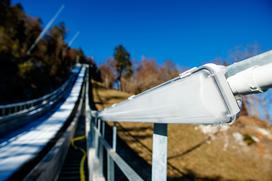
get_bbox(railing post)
[112,126,117,151]
[152,123,168,181]
[98,120,105,175]
[90,116,100,181]
[107,125,117,181]
[95,117,100,156]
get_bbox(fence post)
[152,123,168,181]
[95,118,100,156]
[112,126,117,152]
[107,125,117,181]
[98,120,105,175]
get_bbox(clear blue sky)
[12,0,272,68]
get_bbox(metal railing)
[24,65,87,181]
[0,66,81,118]
[84,66,168,180]
[90,118,144,181]
[86,50,272,181]
[85,78,144,181]
[0,65,88,181]
[87,113,167,181]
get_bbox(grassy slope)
[92,81,272,181]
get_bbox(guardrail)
[85,76,144,181]
[87,50,272,181]
[89,117,144,181]
[0,65,81,118]
[88,112,169,181]
[0,65,87,181]
[24,65,87,181]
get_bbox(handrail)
[88,50,272,181]
[0,65,81,117]
[0,65,87,181]
[85,66,144,180]
[90,118,144,181]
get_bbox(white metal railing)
[85,71,144,181]
[0,65,87,181]
[87,50,272,181]
[90,118,144,181]
[87,111,168,181]
[0,65,81,118]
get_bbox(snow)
[0,66,86,180]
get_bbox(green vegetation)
[113,45,133,90]
[0,0,97,104]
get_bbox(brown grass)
[92,81,272,181]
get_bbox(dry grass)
[91,80,130,110]
[92,81,272,181]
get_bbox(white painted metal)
[99,64,240,124]
[226,50,272,77]
[99,121,105,175]
[226,50,272,95]
[107,126,116,181]
[152,123,168,181]
[227,63,272,95]
[92,50,272,181]
[91,125,143,181]
[107,152,114,181]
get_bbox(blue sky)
[12,0,272,68]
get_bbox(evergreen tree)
[113,45,132,90]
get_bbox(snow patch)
[251,136,260,143]
[232,132,245,146]
[255,127,272,138]
[198,124,229,135]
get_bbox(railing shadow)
[167,133,217,161]
[169,169,237,181]
[88,68,97,111]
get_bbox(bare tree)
[99,59,115,88]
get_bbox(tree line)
[0,0,98,104]
[99,45,180,94]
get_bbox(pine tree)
[113,45,132,90]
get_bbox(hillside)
[91,81,272,181]
[0,1,97,104]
